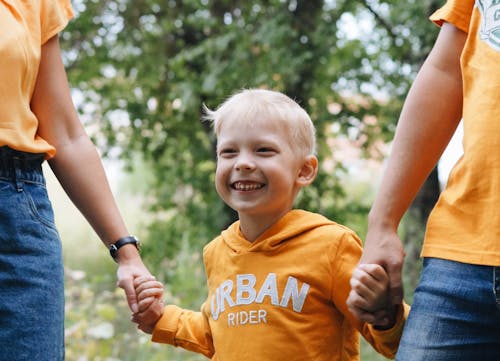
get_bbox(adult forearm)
[369,24,464,229]
[48,135,128,246]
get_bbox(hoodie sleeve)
[357,304,410,359]
[151,303,215,358]
[329,231,407,359]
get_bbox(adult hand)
[116,255,152,314]
[348,225,405,324]
[361,225,406,305]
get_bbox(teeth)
[233,182,263,191]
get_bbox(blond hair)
[203,89,316,157]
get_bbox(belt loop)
[12,156,24,192]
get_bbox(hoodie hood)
[220,209,335,253]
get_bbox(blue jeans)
[396,257,500,361]
[0,147,64,361]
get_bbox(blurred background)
[52,1,463,360]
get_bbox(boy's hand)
[131,276,164,334]
[347,264,397,328]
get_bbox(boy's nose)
[235,154,255,171]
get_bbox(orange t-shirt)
[0,0,74,158]
[423,0,500,266]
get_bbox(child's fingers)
[137,296,154,312]
[138,287,164,298]
[134,298,165,334]
[350,264,392,312]
[357,264,389,284]
[347,291,376,323]
[137,288,163,304]
[135,280,164,295]
[133,275,157,288]
[350,267,378,299]
[347,289,391,325]
[137,294,163,312]
[347,286,375,311]
[351,265,388,297]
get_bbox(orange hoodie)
[152,210,407,360]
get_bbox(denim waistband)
[0,146,45,184]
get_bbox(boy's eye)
[218,148,237,157]
[257,147,276,154]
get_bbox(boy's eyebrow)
[215,143,232,152]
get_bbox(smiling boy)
[132,89,407,361]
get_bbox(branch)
[358,0,397,41]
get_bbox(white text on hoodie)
[210,273,310,325]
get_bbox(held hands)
[347,223,405,328]
[359,225,406,307]
[116,251,153,314]
[347,264,398,329]
[131,276,165,334]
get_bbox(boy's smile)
[231,180,265,192]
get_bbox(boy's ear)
[296,155,318,186]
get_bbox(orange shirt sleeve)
[429,0,473,32]
[41,0,74,44]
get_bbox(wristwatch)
[109,235,140,262]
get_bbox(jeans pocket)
[22,181,58,231]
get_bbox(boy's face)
[215,117,308,223]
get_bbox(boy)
[133,89,407,360]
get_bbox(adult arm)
[351,22,466,318]
[31,35,151,313]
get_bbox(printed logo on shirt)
[210,273,310,327]
[477,0,500,51]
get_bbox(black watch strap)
[109,235,140,263]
